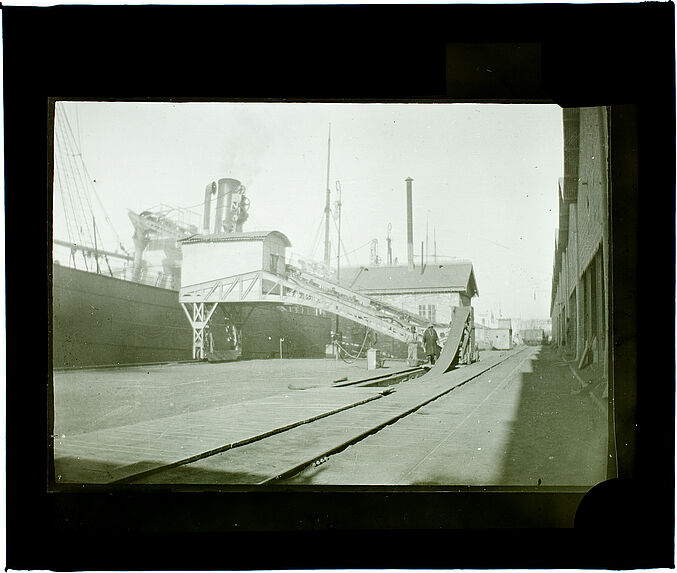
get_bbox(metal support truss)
[180,267,435,343]
[179,264,476,364]
[181,301,220,359]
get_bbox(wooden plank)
[54,386,385,484]
[137,348,525,484]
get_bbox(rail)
[114,347,525,485]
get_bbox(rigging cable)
[330,209,352,266]
[308,214,326,260]
[54,110,79,243]
[55,110,89,269]
[57,107,95,248]
[53,119,76,245]
[338,238,372,259]
[61,105,110,252]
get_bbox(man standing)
[406,326,419,366]
[423,323,440,366]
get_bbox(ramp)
[286,265,435,331]
[426,306,473,376]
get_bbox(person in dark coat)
[423,323,440,365]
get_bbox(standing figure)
[406,326,419,366]
[423,323,440,366]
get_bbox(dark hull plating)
[52,265,331,368]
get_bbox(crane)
[127,206,199,288]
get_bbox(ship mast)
[323,123,332,267]
[426,213,429,264]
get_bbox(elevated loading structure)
[178,229,477,366]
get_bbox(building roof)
[338,262,478,297]
[179,230,292,247]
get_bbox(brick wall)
[575,107,608,272]
[550,107,609,365]
[566,204,578,296]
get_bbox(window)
[418,304,436,322]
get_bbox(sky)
[52,101,563,320]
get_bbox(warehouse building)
[337,261,478,358]
[339,261,478,324]
[550,107,609,371]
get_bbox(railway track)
[120,346,527,485]
[332,365,427,388]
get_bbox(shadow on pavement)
[54,455,268,485]
[498,345,608,486]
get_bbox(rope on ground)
[337,343,363,359]
[337,329,371,364]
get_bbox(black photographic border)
[6,3,674,569]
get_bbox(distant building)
[550,107,609,368]
[495,319,513,350]
[476,309,499,329]
[338,261,479,325]
[517,318,552,335]
[475,322,512,351]
[521,328,546,345]
[474,324,493,350]
[335,261,478,358]
[517,318,552,345]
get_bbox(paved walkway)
[54,384,385,483]
[134,349,521,484]
[53,357,399,436]
[54,350,512,484]
[53,347,608,487]
[287,345,608,486]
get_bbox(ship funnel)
[204,177,249,234]
[215,178,247,233]
[406,177,414,270]
[203,181,216,233]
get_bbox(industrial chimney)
[406,177,414,270]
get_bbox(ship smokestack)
[214,178,242,233]
[203,181,216,233]
[214,180,226,233]
[406,177,414,270]
[220,178,243,233]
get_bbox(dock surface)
[53,347,608,486]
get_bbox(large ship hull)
[52,264,331,368]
